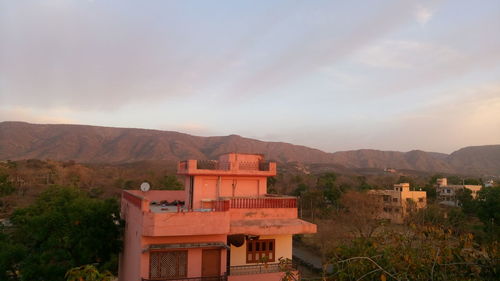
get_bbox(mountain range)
[1,121,499,175]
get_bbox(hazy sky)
[1,0,499,153]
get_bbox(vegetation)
[65,265,114,281]
[0,186,123,281]
[1,159,498,280]
[329,225,499,280]
[0,173,16,197]
[293,171,500,281]
[157,174,183,190]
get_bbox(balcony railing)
[142,275,227,281]
[197,160,231,170]
[213,200,230,212]
[230,197,297,208]
[229,262,295,275]
[179,160,272,172]
[148,196,296,213]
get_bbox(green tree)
[267,177,278,194]
[357,176,372,191]
[292,183,308,197]
[447,175,463,185]
[428,174,444,186]
[65,265,114,281]
[4,186,123,281]
[0,227,26,281]
[158,175,183,190]
[421,186,437,202]
[475,186,500,240]
[0,174,15,196]
[464,178,483,185]
[317,173,342,206]
[456,188,475,214]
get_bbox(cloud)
[415,4,434,25]
[382,84,500,152]
[170,123,214,136]
[256,83,500,153]
[228,1,418,97]
[355,40,464,70]
[0,106,76,124]
[344,83,500,153]
[0,0,307,111]
[345,31,500,99]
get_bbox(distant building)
[384,168,397,173]
[484,179,495,188]
[368,183,427,224]
[435,178,482,206]
[119,153,316,281]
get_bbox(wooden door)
[202,249,221,277]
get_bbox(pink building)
[119,153,317,281]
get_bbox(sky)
[1,0,499,154]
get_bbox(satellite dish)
[228,234,245,247]
[140,182,150,192]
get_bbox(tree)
[267,176,279,194]
[292,183,308,197]
[456,188,475,213]
[317,173,342,206]
[3,186,123,281]
[158,175,183,190]
[337,191,384,239]
[356,176,372,191]
[421,186,437,202]
[65,265,114,281]
[0,173,15,196]
[279,257,298,281]
[475,186,500,240]
[0,227,26,281]
[329,225,499,281]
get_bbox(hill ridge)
[1,121,499,175]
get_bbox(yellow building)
[369,183,427,224]
[435,178,482,206]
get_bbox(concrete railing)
[230,197,297,209]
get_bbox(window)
[392,198,398,202]
[150,250,187,279]
[418,198,424,203]
[383,195,391,202]
[246,239,275,263]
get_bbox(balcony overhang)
[143,211,231,236]
[143,242,230,252]
[229,218,317,235]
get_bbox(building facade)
[435,178,482,206]
[119,153,316,281]
[369,183,427,224]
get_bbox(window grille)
[150,250,187,279]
